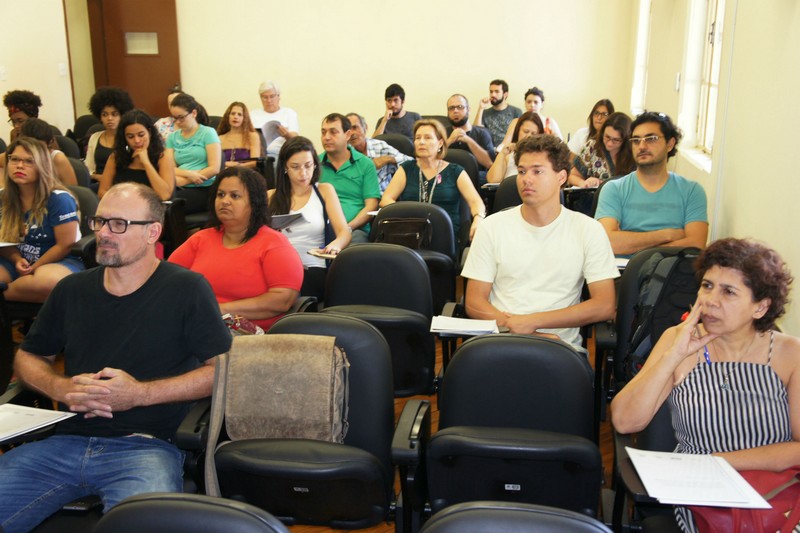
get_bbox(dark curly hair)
[631,111,683,158]
[113,109,164,172]
[524,86,545,103]
[271,136,320,216]
[3,90,42,118]
[514,133,571,174]
[695,238,793,332]
[207,167,270,243]
[88,87,134,119]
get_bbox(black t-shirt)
[22,262,232,441]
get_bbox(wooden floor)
[289,337,614,533]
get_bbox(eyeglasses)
[87,216,157,234]
[287,162,316,172]
[593,111,610,118]
[171,111,191,122]
[8,155,35,167]
[630,135,662,146]
[603,134,623,145]
[7,117,26,126]
[447,105,466,112]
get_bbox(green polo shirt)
[319,146,381,232]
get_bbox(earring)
[126,145,131,153]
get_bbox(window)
[697,0,725,153]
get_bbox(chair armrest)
[0,386,58,446]
[441,301,463,318]
[175,398,211,451]
[71,234,97,268]
[392,399,431,523]
[288,296,318,314]
[595,320,616,352]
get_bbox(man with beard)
[0,183,232,533]
[372,83,421,140]
[473,79,523,148]
[346,112,412,192]
[595,111,708,257]
[445,94,495,172]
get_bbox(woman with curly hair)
[217,101,261,169]
[3,90,42,142]
[85,87,134,181]
[0,137,82,302]
[612,238,800,532]
[99,109,175,200]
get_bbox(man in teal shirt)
[319,113,381,243]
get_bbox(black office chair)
[444,148,481,190]
[375,133,415,157]
[160,198,189,257]
[491,175,521,213]
[420,501,613,533]
[54,135,81,159]
[0,137,7,154]
[612,403,680,533]
[422,115,450,131]
[70,114,101,144]
[370,202,456,315]
[94,493,290,533]
[395,334,602,528]
[321,243,436,397]
[207,314,402,529]
[67,157,92,187]
[207,115,223,129]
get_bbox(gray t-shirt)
[482,105,523,147]
[376,111,421,140]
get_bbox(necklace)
[418,160,442,203]
[711,331,760,391]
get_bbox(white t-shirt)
[250,107,300,158]
[568,127,590,154]
[461,205,619,351]
[285,187,325,268]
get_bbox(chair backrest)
[93,493,290,533]
[67,157,92,187]
[0,137,6,154]
[635,401,677,452]
[492,175,522,213]
[439,334,595,441]
[325,243,433,317]
[86,122,106,138]
[67,185,99,236]
[374,133,415,158]
[444,148,480,189]
[161,198,189,258]
[370,201,456,261]
[207,115,223,129]
[72,114,101,141]
[422,115,450,131]
[55,135,81,159]
[420,501,612,533]
[268,313,395,487]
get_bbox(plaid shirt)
[365,138,413,192]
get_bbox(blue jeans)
[0,434,184,533]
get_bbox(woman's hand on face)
[668,299,718,362]
[15,258,32,276]
[504,143,516,155]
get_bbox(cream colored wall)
[0,0,74,140]
[643,0,800,333]
[175,0,637,149]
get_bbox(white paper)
[0,404,76,442]
[616,257,630,270]
[626,447,770,508]
[270,213,304,231]
[431,316,499,335]
[261,120,282,147]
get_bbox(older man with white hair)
[250,80,300,158]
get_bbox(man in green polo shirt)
[319,113,381,243]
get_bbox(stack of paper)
[0,404,75,442]
[431,316,499,336]
[626,447,770,508]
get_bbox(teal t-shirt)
[166,125,220,188]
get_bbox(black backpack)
[623,247,701,381]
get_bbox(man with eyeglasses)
[595,111,708,257]
[0,182,232,533]
[445,94,495,173]
[249,80,299,159]
[319,113,381,244]
[346,112,412,192]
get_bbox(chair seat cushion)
[215,439,390,528]
[427,426,602,516]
